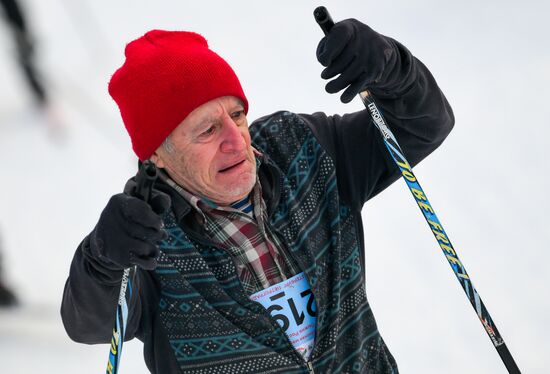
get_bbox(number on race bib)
[250,272,317,360]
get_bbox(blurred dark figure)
[1,0,47,106]
[0,234,16,307]
[0,0,44,307]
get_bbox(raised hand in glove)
[89,179,171,271]
[316,18,397,103]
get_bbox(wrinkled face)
[152,96,256,206]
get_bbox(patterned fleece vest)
[155,111,398,374]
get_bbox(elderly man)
[61,16,453,374]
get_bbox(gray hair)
[162,134,176,154]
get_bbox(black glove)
[89,179,171,271]
[316,18,397,103]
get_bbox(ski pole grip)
[314,6,335,35]
[133,160,158,203]
[314,6,374,102]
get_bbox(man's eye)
[202,126,215,136]
[231,110,244,119]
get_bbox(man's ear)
[150,149,165,169]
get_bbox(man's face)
[152,96,256,206]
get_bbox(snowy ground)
[0,1,548,373]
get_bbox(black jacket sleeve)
[301,38,454,210]
[60,235,150,344]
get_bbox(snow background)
[0,0,548,373]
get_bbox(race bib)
[250,272,317,360]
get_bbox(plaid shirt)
[161,172,299,295]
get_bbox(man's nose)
[220,115,246,153]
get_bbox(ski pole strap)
[314,6,520,373]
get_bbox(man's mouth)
[219,159,246,173]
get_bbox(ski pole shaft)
[107,267,133,374]
[314,6,520,373]
[106,160,158,374]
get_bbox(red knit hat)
[108,30,248,160]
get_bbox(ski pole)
[106,160,158,374]
[314,6,520,374]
